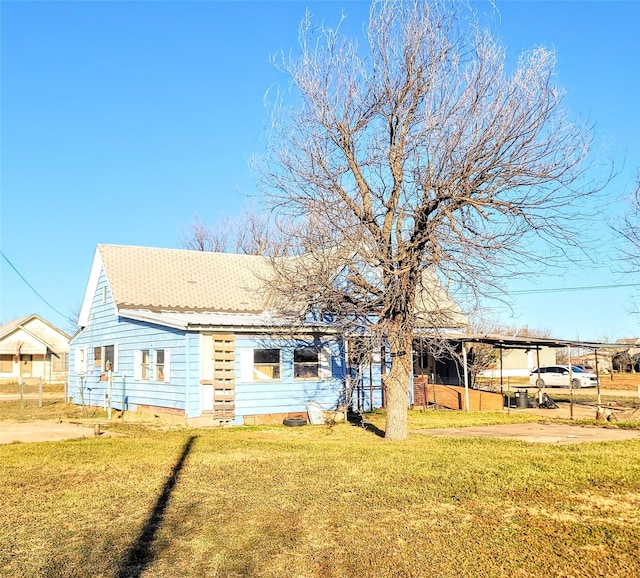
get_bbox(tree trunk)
[384,329,413,441]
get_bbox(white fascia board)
[119,308,341,335]
[78,247,104,328]
[118,310,189,330]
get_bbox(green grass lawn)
[1,411,639,578]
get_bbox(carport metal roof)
[422,332,633,413]
[430,332,636,350]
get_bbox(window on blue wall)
[294,347,319,379]
[254,349,280,380]
[94,345,116,372]
[140,350,150,380]
[155,350,165,381]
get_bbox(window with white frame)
[253,349,281,380]
[294,347,319,379]
[140,350,150,381]
[94,345,117,373]
[155,349,165,381]
[134,348,170,382]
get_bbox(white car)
[529,365,598,388]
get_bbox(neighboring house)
[68,244,467,425]
[478,346,556,378]
[572,352,611,373]
[0,315,70,384]
[616,338,640,357]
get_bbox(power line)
[507,282,640,296]
[1,250,67,318]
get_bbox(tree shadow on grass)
[347,411,385,438]
[115,435,197,578]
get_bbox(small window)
[294,347,319,379]
[141,350,150,381]
[254,349,281,380]
[94,345,117,372]
[155,350,165,382]
[104,345,115,371]
[0,354,12,373]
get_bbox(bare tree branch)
[258,0,606,439]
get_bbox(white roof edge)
[78,247,105,328]
[119,309,189,330]
[118,309,340,334]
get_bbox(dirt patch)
[0,420,117,444]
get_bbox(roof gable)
[79,245,275,326]
[0,315,70,355]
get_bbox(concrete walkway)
[413,422,640,444]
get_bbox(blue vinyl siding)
[69,267,377,422]
[184,332,201,418]
[68,270,192,415]
[233,335,346,423]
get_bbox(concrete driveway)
[413,422,640,444]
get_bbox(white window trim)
[240,349,253,382]
[252,348,281,381]
[74,347,86,374]
[320,348,332,381]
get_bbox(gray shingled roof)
[98,244,274,313]
[96,244,467,328]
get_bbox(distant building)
[0,314,70,383]
[479,346,556,378]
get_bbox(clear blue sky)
[1,1,639,341]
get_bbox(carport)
[433,333,634,416]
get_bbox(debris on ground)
[597,406,640,423]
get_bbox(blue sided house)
[68,244,467,425]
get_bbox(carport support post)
[536,347,542,405]
[568,345,574,419]
[594,349,601,405]
[107,370,113,420]
[462,342,470,412]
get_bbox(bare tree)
[614,172,640,271]
[179,213,231,252]
[258,0,601,440]
[179,207,297,256]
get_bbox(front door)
[20,354,32,378]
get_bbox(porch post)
[462,342,470,412]
[568,345,574,419]
[594,349,601,406]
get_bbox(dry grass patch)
[0,399,98,422]
[1,417,639,577]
